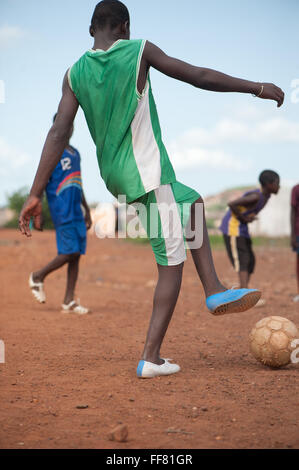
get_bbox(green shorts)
[132,182,200,266]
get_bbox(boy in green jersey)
[19,1,284,378]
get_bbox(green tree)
[5,187,54,229]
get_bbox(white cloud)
[168,143,250,172]
[0,25,26,47]
[255,118,299,142]
[175,116,299,147]
[0,137,32,175]
[167,113,299,171]
[232,103,266,121]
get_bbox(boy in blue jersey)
[220,170,280,291]
[29,115,92,314]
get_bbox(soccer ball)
[249,316,298,368]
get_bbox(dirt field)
[0,228,298,450]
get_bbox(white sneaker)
[61,300,90,315]
[137,359,181,378]
[29,273,46,303]
[293,295,299,303]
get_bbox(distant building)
[250,186,291,237]
[0,208,14,227]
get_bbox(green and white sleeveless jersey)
[68,39,176,203]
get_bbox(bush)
[5,187,54,230]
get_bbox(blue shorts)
[294,236,299,254]
[56,220,87,255]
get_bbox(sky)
[0,0,299,206]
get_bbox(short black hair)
[91,1,130,31]
[259,170,280,186]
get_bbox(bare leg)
[297,254,299,294]
[188,198,226,297]
[239,271,250,288]
[142,263,184,365]
[64,254,80,304]
[33,254,75,283]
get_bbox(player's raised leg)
[187,198,261,315]
[187,197,226,297]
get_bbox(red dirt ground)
[0,228,298,449]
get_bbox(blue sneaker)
[206,288,261,315]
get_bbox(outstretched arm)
[143,42,284,107]
[19,70,79,237]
